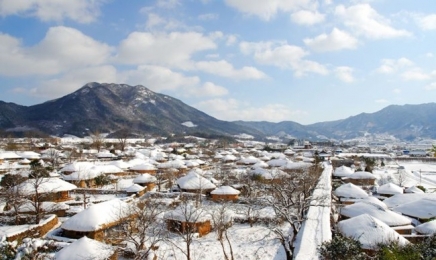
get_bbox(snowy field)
[153,224,285,260]
[374,161,436,189]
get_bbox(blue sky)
[0,0,435,125]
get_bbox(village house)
[55,236,117,260]
[132,173,157,191]
[164,203,212,237]
[210,186,240,202]
[60,199,131,242]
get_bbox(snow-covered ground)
[154,224,285,260]
[373,161,436,189]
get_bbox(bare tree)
[45,148,61,170]
[396,168,408,187]
[264,166,323,260]
[111,198,167,259]
[23,160,51,224]
[116,128,131,152]
[0,174,27,225]
[164,200,209,260]
[90,130,105,152]
[211,203,234,260]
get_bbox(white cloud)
[375,99,388,103]
[224,0,317,21]
[117,31,216,68]
[304,28,358,52]
[401,69,431,81]
[0,26,112,76]
[335,66,355,83]
[424,82,436,90]
[226,35,238,46]
[195,60,267,80]
[198,13,219,20]
[376,58,414,74]
[291,10,325,25]
[335,4,411,39]
[145,13,166,29]
[195,98,307,122]
[121,65,200,92]
[426,52,434,58]
[0,0,105,23]
[240,41,328,76]
[414,14,436,30]
[156,0,181,9]
[188,82,229,97]
[121,65,228,98]
[32,66,118,99]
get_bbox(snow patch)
[181,121,197,128]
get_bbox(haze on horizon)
[0,0,435,125]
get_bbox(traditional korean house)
[61,199,131,242]
[55,236,117,260]
[211,186,240,202]
[164,204,211,237]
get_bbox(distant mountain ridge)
[0,82,435,140]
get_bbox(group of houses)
[332,163,436,252]
[0,137,317,259]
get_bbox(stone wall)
[6,214,59,242]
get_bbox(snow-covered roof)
[0,151,21,159]
[334,183,368,199]
[133,173,157,184]
[61,168,103,181]
[164,203,210,222]
[176,171,216,190]
[280,161,312,170]
[117,178,134,191]
[157,159,187,169]
[338,214,409,250]
[344,171,377,179]
[107,160,131,170]
[415,220,436,235]
[18,201,69,212]
[267,158,288,167]
[341,201,411,227]
[55,236,115,260]
[252,161,269,168]
[238,156,260,165]
[222,154,237,162]
[126,184,145,193]
[130,163,157,171]
[404,186,425,194]
[333,165,354,177]
[60,162,93,172]
[16,178,77,195]
[393,198,436,220]
[61,199,130,232]
[377,183,403,195]
[211,186,240,195]
[383,193,436,208]
[16,151,41,159]
[91,164,123,174]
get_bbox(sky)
[0,0,435,125]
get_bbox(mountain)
[238,103,436,140]
[232,121,318,139]
[1,82,436,140]
[306,103,436,140]
[0,83,263,138]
